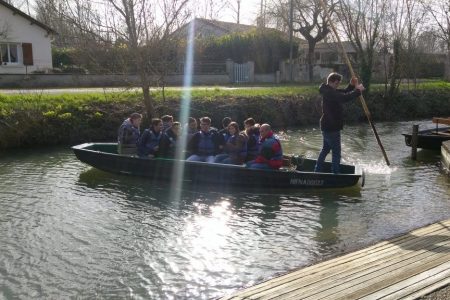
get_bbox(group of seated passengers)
[117,113,283,170]
[117,113,179,158]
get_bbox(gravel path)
[420,284,450,300]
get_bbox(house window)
[0,43,19,64]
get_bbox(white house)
[0,0,55,74]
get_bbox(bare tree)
[47,0,190,118]
[35,0,81,47]
[416,30,447,53]
[227,0,242,24]
[421,0,450,80]
[3,0,32,14]
[192,0,228,20]
[338,0,387,93]
[3,0,22,6]
[403,0,427,87]
[382,0,406,96]
[382,0,426,96]
[270,0,336,82]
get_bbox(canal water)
[1,120,449,299]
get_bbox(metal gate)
[233,62,250,83]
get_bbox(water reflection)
[315,198,340,251]
[77,166,365,295]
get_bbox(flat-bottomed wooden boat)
[72,143,364,189]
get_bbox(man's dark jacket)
[319,83,361,131]
[187,129,225,156]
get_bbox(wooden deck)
[432,117,450,126]
[221,219,450,300]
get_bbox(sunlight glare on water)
[170,19,195,203]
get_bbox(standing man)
[314,72,365,174]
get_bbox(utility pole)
[288,0,294,82]
[260,0,265,27]
[237,0,241,24]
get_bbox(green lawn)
[0,80,448,112]
[160,85,318,100]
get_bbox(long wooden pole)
[318,0,390,166]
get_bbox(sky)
[220,0,261,25]
[11,0,263,27]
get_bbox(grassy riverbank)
[1,81,449,149]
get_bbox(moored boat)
[402,118,450,150]
[72,143,364,189]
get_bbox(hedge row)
[1,89,449,149]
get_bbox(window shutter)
[22,43,33,66]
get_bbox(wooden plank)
[282,242,450,300]
[228,226,450,300]
[432,117,450,125]
[332,253,450,300]
[365,260,450,299]
[235,220,449,296]
[221,219,450,300]
[435,131,450,136]
[222,224,445,297]
[251,233,450,300]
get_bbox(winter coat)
[254,131,283,169]
[319,83,361,131]
[187,129,224,156]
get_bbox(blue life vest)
[198,131,215,156]
[118,119,140,145]
[138,129,162,156]
[223,131,231,142]
[165,131,177,151]
[247,132,259,157]
[164,132,176,146]
[259,135,283,161]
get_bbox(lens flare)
[170,20,195,202]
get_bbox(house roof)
[195,18,256,35]
[175,18,305,43]
[0,0,56,35]
[172,18,256,39]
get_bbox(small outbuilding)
[0,0,55,74]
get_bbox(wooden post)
[411,124,419,160]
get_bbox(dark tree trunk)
[307,41,316,82]
[307,48,314,82]
[446,46,450,81]
[359,52,373,95]
[141,83,154,119]
[136,54,154,119]
[388,39,402,98]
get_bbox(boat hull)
[402,127,450,150]
[72,143,362,189]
